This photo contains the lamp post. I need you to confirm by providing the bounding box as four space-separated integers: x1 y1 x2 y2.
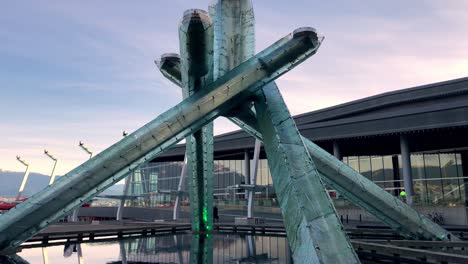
15 156 30 201
78 141 93 159
44 150 59 185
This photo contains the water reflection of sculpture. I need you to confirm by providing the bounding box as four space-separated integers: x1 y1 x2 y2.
110 234 290 264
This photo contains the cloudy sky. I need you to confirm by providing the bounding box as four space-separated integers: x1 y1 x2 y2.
1 0 467 176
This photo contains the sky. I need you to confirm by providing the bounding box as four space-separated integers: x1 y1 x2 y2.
1 0 468 176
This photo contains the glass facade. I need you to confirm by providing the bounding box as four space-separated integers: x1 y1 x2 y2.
126 162 184 207
344 153 466 206
125 151 466 214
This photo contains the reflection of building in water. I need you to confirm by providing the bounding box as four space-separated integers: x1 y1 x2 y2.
109 234 291 264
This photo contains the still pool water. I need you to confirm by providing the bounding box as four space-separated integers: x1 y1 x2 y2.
18 234 293 263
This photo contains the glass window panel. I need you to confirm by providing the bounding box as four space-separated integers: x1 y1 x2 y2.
460 179 466 206
426 179 443 204
348 157 359 172
398 155 403 180
440 153 458 179
413 179 427 205
371 156 385 187
424 154 443 204
424 154 441 179
456 153 467 205
359 156 372 180
227 160 232 187
233 160 239 185
237 160 244 184
411 154 427 204
214 160 220 189
456 153 463 178
259 159 269 186
442 178 461 205
411 155 425 180
220 160 226 190
383 156 393 190
440 153 461 204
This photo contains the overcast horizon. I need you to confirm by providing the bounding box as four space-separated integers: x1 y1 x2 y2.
1 0 468 175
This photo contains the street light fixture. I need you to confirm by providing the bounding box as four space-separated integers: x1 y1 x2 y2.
78 141 93 159
44 149 59 185
15 155 30 201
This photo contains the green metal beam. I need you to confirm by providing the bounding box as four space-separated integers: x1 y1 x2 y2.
208 3 358 261
178 9 215 233
189 234 213 264
254 81 360 263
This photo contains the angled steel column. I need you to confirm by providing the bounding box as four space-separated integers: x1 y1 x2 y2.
155 51 456 242
208 0 256 220
178 9 215 232
209 0 255 81
116 172 132 221
248 139 260 218
400 134 414 205
0 29 318 253
173 155 188 220
254 79 359 263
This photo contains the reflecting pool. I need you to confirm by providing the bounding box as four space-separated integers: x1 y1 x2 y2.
17 234 292 263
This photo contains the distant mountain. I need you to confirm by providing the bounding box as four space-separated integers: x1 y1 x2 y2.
0 170 124 197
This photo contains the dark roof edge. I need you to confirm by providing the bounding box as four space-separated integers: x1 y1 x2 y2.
294 76 468 123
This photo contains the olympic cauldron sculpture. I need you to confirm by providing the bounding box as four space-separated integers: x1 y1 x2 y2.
0 1 456 263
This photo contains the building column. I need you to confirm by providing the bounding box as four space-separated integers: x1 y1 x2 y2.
116 171 132 221
332 141 342 198
400 135 414 204
392 155 401 197
333 141 342 161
